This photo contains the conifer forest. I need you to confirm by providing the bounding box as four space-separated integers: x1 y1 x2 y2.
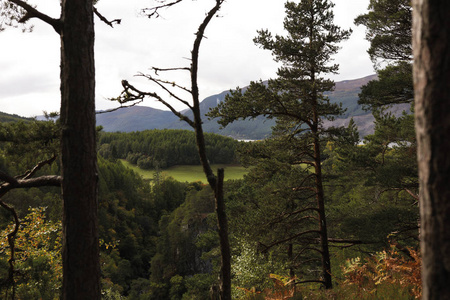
0 0 449 299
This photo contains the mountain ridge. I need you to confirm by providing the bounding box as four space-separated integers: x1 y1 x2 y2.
4 74 408 140
96 74 380 139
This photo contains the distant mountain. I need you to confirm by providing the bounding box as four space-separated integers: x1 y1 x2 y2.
3 74 410 139
96 107 179 132
97 90 276 139
95 74 410 139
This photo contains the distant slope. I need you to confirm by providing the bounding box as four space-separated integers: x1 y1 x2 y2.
96 74 409 139
96 106 178 132
0 111 32 123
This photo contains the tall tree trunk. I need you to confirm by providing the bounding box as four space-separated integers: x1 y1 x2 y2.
311 78 332 289
215 168 231 300
413 0 450 298
313 136 332 289
60 0 100 298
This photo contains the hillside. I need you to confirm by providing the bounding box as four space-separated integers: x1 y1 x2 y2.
96 75 383 139
4 74 409 139
0 111 32 123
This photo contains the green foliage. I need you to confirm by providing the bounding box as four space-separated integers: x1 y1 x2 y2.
232 239 287 299
148 185 219 299
358 62 413 109
120 159 248 183
0 207 62 299
209 0 353 289
0 119 59 175
98 129 239 168
355 0 412 65
0 111 31 123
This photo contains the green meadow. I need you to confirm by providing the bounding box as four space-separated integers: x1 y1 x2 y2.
119 159 248 183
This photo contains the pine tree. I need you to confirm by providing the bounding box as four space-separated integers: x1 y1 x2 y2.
209 0 350 289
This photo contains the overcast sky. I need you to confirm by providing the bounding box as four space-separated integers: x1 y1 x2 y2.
0 0 374 117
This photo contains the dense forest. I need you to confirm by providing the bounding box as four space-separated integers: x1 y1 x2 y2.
0 111 419 299
98 130 239 169
1 0 449 299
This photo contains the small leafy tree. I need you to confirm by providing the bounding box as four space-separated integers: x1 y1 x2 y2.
0 207 62 299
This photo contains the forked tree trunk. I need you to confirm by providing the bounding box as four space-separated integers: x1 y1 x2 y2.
60 0 100 298
413 0 450 298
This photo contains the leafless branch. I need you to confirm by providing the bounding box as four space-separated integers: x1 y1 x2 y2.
152 66 191 74
17 155 57 180
96 99 144 115
327 238 372 249
261 230 322 253
377 187 419 202
141 0 184 19
294 280 325 285
93 7 121 28
8 0 61 33
137 73 193 109
115 80 195 127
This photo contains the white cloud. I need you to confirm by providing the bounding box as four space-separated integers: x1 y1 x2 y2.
0 0 373 117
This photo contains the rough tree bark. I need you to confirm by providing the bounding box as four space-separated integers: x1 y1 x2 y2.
3 0 119 298
59 0 100 299
412 0 450 298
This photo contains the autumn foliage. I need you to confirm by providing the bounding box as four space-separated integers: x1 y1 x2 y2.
342 246 421 299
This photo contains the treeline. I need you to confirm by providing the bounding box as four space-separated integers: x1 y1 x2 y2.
0 0 423 297
0 119 211 297
98 129 239 169
0 114 420 298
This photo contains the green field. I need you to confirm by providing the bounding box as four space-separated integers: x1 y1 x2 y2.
120 160 248 183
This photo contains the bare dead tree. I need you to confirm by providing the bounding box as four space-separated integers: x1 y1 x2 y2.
113 0 231 298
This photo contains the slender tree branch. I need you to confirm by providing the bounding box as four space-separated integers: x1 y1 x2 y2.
138 73 193 109
8 0 61 33
377 187 419 202
261 230 322 253
96 99 144 114
152 66 191 74
93 7 121 28
117 80 195 127
18 155 57 180
141 0 184 18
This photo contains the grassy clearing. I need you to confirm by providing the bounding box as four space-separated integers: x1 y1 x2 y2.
120 159 248 183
